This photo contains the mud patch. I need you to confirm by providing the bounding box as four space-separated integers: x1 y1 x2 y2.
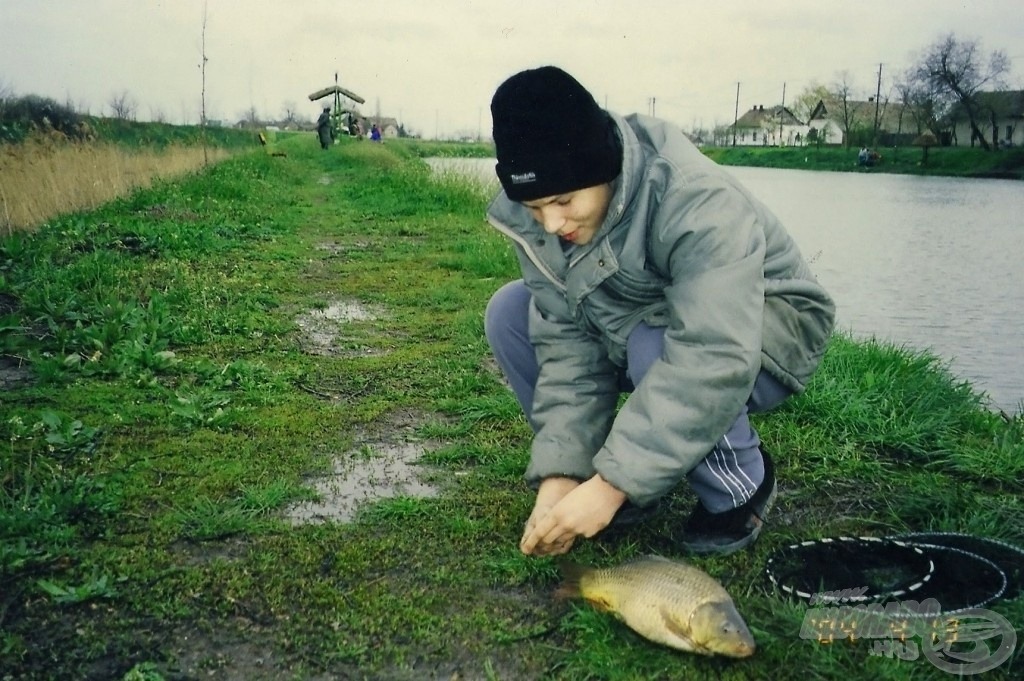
316 240 374 256
0 355 33 390
0 294 34 390
286 409 444 525
295 299 387 357
481 355 509 389
140 203 200 222
161 622 324 681
170 536 252 567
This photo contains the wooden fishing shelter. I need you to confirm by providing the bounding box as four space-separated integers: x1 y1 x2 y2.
309 73 365 136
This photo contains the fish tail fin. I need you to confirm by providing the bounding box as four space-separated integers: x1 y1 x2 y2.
554 561 587 600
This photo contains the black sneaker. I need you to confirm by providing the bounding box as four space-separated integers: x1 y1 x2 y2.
680 449 777 556
608 500 660 528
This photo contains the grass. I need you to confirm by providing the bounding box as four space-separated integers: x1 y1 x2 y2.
0 133 1021 680
704 143 1024 179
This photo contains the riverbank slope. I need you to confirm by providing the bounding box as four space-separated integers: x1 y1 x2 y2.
396 136 1024 180
706 144 1024 179
0 118 259 234
1 136 1021 680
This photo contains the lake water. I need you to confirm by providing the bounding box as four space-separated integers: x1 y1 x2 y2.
426 158 1024 415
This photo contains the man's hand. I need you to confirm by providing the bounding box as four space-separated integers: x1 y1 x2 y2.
521 477 580 556
520 475 627 556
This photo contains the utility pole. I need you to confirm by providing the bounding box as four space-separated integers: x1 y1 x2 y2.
732 82 740 147
873 63 883 145
199 0 209 164
779 82 786 146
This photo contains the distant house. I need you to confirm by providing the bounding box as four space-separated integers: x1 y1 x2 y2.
730 105 807 146
947 90 1024 148
807 98 924 147
806 101 844 145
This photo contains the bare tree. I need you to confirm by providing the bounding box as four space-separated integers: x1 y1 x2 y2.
894 68 938 138
910 33 1009 151
830 72 865 148
240 106 260 129
108 90 137 120
0 79 14 120
281 101 299 128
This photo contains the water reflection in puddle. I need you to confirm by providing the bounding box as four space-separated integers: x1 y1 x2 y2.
309 302 375 322
286 442 439 524
295 300 383 357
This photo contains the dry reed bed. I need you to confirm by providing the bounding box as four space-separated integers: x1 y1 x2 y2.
0 136 230 234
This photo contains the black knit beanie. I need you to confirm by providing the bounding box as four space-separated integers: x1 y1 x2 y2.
491 66 622 202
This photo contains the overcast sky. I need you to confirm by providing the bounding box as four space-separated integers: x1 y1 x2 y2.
2 0 1021 138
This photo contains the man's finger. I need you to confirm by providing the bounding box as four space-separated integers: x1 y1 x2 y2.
528 527 577 557
535 536 574 556
522 528 561 555
521 514 560 555
520 521 546 554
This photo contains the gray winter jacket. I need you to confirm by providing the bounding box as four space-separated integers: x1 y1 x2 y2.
486 113 835 507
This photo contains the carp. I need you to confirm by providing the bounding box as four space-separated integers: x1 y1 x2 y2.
557 555 755 657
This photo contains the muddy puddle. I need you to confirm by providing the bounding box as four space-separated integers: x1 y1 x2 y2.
0 357 32 390
294 299 386 357
286 410 443 525
286 442 440 524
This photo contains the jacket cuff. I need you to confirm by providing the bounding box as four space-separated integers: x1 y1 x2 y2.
524 453 595 489
592 447 665 509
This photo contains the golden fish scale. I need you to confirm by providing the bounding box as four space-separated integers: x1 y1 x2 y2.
579 558 736 649
581 558 730 605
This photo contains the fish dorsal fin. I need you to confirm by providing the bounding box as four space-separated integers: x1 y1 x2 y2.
659 605 700 652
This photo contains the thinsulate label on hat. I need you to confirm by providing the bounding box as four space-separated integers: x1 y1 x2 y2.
510 171 537 185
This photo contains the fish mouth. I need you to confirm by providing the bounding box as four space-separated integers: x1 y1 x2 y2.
731 641 756 658
700 640 756 658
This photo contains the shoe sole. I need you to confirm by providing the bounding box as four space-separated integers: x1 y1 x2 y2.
684 481 778 556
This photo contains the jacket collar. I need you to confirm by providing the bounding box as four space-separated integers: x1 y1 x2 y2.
598 113 644 237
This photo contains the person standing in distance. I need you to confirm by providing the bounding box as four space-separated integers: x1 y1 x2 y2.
317 105 333 150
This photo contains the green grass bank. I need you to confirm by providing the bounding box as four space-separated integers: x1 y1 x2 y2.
703 143 1024 179
1 135 1022 680
84 117 260 151
381 136 1024 180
